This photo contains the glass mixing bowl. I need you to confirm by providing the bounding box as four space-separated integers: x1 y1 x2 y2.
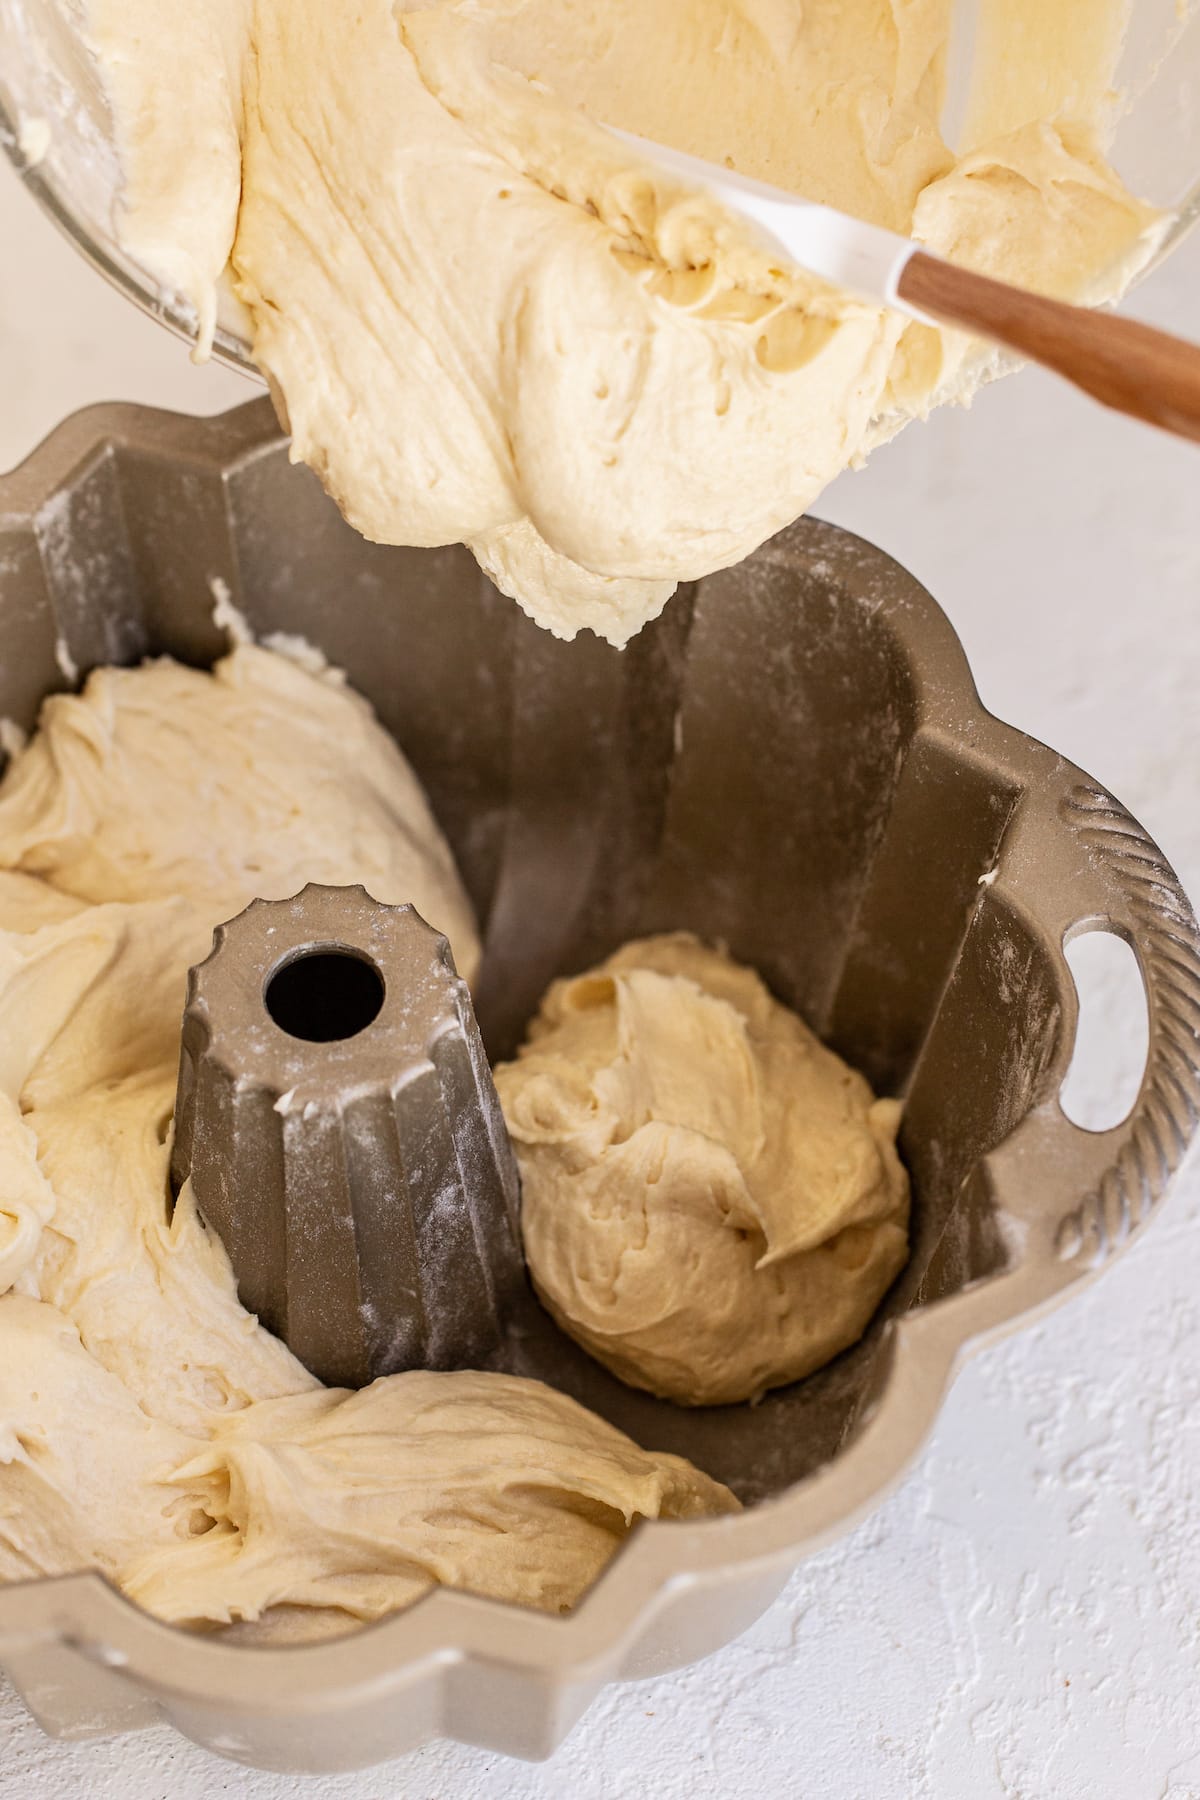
1 0 1198 375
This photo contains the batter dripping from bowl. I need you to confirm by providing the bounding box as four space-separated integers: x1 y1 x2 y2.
85 0 1161 643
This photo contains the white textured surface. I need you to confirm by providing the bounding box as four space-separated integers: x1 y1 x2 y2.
2 165 1200 1799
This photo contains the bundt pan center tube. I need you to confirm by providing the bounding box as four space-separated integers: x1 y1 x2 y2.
171 884 525 1388
0 398 1197 1774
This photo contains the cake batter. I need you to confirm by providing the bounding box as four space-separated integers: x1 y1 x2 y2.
497 935 909 1406
0 647 736 1635
87 0 1160 643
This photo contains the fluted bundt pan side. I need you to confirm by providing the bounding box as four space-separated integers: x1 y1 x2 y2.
0 399 1196 1774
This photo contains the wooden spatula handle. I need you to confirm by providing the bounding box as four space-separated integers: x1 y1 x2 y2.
897 249 1200 444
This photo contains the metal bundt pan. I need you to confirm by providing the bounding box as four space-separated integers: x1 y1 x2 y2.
0 398 1197 1773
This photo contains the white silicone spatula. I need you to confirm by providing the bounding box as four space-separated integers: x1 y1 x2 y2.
613 130 1200 445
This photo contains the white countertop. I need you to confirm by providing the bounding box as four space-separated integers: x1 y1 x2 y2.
2 164 1198 1800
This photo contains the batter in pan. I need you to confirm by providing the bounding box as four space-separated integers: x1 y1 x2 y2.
0 645 736 1638
497 934 909 1406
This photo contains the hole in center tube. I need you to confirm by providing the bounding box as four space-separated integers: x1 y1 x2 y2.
265 948 385 1043
1059 928 1149 1132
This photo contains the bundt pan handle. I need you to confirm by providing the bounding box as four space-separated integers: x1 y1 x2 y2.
912 766 1200 1361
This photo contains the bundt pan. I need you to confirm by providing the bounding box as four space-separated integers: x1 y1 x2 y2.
0 398 1197 1774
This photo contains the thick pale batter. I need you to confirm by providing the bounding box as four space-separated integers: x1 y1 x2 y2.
496 936 910 1406
0 647 735 1633
87 0 1160 644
